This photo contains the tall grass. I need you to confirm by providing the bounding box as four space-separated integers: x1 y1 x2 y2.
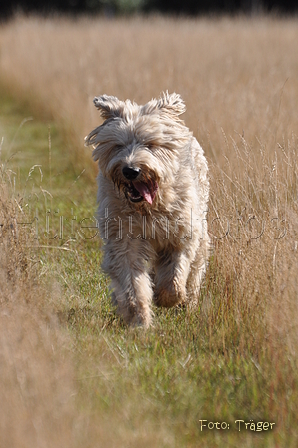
0 15 298 447
1 16 298 173
0 162 77 447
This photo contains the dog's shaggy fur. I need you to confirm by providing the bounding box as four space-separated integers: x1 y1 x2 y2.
85 92 209 328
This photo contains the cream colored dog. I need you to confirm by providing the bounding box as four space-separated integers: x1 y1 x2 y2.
85 92 209 328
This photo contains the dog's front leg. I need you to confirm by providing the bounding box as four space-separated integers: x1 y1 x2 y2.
102 240 153 328
154 250 191 308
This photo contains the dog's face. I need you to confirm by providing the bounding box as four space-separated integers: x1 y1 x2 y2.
85 92 192 208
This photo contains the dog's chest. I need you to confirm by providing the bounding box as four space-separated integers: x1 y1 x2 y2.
128 209 193 252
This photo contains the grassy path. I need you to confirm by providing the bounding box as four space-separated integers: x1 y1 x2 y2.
0 90 295 448
0 88 95 210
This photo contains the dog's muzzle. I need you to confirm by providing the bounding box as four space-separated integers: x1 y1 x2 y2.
122 166 158 205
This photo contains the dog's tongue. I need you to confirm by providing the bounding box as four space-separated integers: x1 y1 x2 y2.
133 181 157 205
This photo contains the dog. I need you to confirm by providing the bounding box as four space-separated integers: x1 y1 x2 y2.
85 92 209 328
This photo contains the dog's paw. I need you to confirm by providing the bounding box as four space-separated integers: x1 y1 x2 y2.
130 313 152 329
111 292 153 328
154 281 186 308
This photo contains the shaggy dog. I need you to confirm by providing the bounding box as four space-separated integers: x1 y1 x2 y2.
85 92 209 328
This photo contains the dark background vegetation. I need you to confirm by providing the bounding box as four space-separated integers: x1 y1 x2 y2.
0 0 297 17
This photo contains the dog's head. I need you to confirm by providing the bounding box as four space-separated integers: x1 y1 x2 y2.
85 92 192 208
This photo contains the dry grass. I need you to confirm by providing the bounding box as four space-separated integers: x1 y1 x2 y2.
1 14 298 447
1 16 298 172
0 168 76 448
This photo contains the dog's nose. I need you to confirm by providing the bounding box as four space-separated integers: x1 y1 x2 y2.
122 166 141 180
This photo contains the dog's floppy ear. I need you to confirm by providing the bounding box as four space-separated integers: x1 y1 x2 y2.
93 95 125 120
142 91 186 117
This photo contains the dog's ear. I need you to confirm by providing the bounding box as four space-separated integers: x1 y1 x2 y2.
158 91 186 115
142 91 186 117
93 95 125 120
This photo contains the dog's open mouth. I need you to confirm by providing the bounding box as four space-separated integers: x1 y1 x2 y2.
126 180 158 205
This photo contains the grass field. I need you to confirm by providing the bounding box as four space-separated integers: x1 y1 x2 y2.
0 15 298 447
